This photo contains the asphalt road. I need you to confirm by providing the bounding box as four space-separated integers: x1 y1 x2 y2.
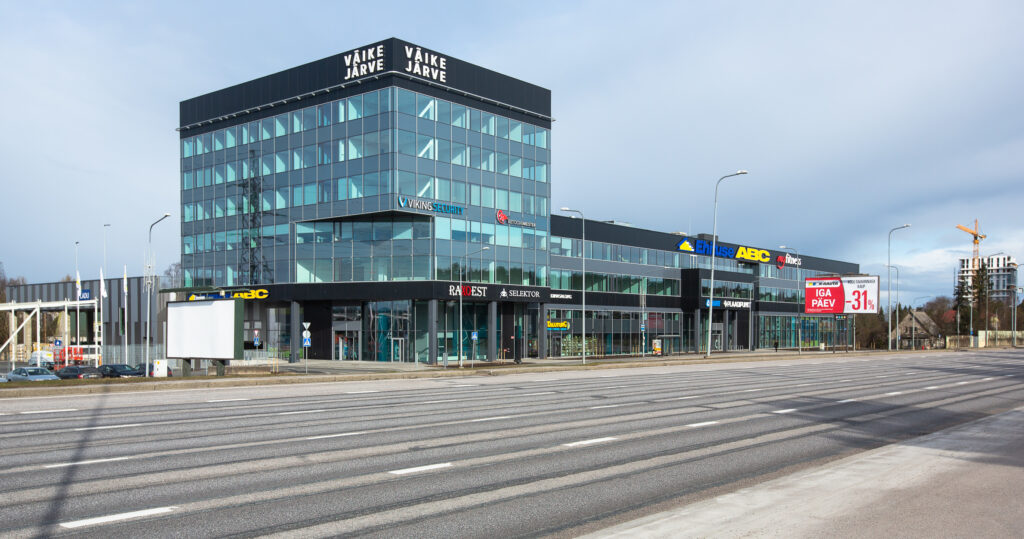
0 349 1022 537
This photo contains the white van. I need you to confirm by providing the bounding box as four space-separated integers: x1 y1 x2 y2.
28 351 55 369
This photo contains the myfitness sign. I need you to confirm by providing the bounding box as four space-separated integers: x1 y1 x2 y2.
676 237 802 269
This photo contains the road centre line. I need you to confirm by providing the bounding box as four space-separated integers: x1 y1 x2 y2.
45 456 135 469
345 390 380 394
887 392 903 396
206 399 249 403
686 421 719 428
306 431 367 440
469 416 513 422
563 437 618 447
418 399 460 404
74 423 143 431
60 506 178 529
520 392 557 396
449 385 475 387
773 409 798 414
20 409 78 414
925 386 939 390
590 405 623 409
838 399 858 403
389 462 452 475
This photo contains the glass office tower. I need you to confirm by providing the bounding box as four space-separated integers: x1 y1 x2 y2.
179 39 552 364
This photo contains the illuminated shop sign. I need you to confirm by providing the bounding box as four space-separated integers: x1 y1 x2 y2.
189 288 269 301
546 321 570 331
449 285 488 298
549 293 574 300
403 45 448 83
398 196 464 215
775 253 803 269
501 288 541 299
495 210 536 228
343 44 386 80
677 238 771 263
704 299 751 309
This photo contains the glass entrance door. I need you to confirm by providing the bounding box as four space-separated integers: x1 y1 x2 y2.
334 330 360 361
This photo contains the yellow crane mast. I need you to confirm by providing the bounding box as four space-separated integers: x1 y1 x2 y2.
956 219 986 262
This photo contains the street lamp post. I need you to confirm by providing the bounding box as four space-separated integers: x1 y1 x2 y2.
887 224 910 351
145 213 171 378
74 241 80 349
458 246 489 368
706 171 748 358
779 245 801 354
887 264 900 349
560 207 586 364
102 223 110 361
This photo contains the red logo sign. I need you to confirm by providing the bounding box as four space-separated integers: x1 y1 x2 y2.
496 210 508 224
776 255 786 270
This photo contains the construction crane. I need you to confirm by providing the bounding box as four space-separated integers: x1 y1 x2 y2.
956 219 986 261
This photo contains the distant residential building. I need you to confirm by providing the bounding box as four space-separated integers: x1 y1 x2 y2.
899 310 941 349
957 254 1018 304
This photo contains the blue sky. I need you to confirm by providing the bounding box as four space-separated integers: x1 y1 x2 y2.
2 1 1022 306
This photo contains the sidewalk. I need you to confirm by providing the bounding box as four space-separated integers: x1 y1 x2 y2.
588 405 1024 538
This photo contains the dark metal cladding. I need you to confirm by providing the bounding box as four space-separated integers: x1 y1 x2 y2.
179 38 551 131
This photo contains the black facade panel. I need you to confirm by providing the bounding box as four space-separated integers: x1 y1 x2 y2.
180 38 550 128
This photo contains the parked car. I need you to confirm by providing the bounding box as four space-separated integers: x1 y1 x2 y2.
134 364 173 377
55 366 103 380
6 367 60 382
98 364 142 378
28 351 56 370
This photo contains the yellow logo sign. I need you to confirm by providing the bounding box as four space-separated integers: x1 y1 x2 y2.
546 321 570 330
735 246 771 262
677 240 694 252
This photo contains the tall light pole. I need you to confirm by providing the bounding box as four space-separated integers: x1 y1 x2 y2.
145 213 171 378
911 295 931 350
887 224 910 351
887 264 900 349
74 241 80 349
102 223 110 360
561 207 587 364
779 245 801 354
458 246 488 368
706 171 748 358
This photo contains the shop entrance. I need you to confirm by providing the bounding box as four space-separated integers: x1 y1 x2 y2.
389 337 405 362
332 323 361 361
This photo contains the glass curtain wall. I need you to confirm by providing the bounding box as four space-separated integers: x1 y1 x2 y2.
546 309 681 358
757 315 854 350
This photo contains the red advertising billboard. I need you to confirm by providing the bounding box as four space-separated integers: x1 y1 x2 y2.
804 276 879 314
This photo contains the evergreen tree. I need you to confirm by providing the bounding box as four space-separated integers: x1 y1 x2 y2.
974 261 990 333
954 274 971 334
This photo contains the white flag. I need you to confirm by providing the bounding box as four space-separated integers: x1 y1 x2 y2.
75 270 82 299
123 265 128 296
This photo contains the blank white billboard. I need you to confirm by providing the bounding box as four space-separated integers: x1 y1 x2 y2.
167 300 238 359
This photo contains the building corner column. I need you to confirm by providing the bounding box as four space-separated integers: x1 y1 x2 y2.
488 300 498 361
428 299 438 365
538 303 547 359
290 301 301 363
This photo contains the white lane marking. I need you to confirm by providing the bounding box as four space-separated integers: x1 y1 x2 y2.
277 409 326 415
795 383 811 387
686 421 719 428
389 462 452 475
533 379 558 382
563 436 618 447
45 456 135 469
773 409 798 414
886 392 903 396
21 408 78 414
956 381 970 385
419 399 459 404
206 398 250 403
924 386 940 390
981 377 993 381
469 416 513 422
742 389 763 393
838 399 858 403
306 431 366 440
598 375 616 378
876 375 889 378
449 385 475 388
346 390 380 394
659 396 697 401
60 506 178 528
590 404 623 409
598 385 627 390
74 423 143 431
838 379 852 382
520 392 556 396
